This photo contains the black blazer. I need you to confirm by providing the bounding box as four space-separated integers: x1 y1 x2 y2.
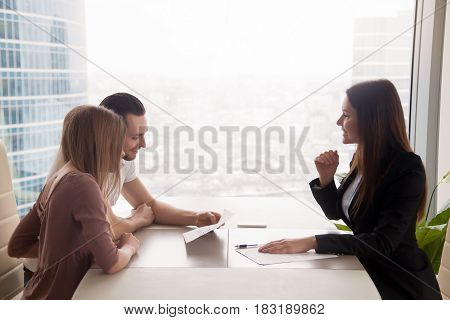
310 151 441 300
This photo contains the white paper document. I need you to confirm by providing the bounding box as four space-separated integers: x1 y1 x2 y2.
236 247 338 265
183 209 234 243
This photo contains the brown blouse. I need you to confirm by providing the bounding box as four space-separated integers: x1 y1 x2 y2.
8 171 118 299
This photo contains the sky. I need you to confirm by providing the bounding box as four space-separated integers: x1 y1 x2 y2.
84 0 415 79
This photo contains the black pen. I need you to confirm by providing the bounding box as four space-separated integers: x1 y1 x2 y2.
235 244 259 249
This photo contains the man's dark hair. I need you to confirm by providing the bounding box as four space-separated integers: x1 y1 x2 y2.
100 93 146 118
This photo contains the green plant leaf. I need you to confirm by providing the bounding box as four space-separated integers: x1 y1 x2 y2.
334 223 352 231
416 224 448 274
416 224 446 246
428 207 450 226
417 218 427 227
423 236 445 274
430 238 445 274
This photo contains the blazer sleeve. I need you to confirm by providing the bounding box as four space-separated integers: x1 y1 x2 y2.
314 159 425 259
309 178 341 220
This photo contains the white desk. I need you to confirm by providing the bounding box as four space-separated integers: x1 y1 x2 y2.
74 197 380 300
116 196 335 230
228 229 363 270
127 228 228 268
74 268 379 300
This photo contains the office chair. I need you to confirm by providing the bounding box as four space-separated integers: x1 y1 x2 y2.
0 140 23 299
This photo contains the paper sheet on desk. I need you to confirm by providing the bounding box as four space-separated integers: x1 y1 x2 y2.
183 209 234 243
236 248 338 265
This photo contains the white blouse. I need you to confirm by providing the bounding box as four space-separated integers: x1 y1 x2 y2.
341 173 362 220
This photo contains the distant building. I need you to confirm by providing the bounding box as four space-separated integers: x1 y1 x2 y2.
352 11 414 117
0 0 87 215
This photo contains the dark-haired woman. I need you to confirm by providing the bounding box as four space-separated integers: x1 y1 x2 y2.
259 79 442 300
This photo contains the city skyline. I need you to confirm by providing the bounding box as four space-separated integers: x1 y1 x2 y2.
0 0 88 216
83 3 415 209
1 1 417 215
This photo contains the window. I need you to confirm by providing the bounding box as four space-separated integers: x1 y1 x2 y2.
0 0 423 215
85 0 417 207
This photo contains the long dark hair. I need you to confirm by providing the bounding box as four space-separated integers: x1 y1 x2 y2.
346 79 426 222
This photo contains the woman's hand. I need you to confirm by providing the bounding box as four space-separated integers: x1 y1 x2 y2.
314 150 339 187
258 237 317 254
106 233 140 274
117 232 140 254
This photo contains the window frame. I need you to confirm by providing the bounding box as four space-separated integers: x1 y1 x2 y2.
409 0 447 218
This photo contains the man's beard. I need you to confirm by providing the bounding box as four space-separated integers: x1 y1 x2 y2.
122 153 136 161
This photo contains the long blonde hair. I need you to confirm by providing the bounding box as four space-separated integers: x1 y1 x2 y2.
60 105 126 198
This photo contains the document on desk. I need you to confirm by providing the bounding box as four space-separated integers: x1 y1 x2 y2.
236 248 338 265
183 209 234 243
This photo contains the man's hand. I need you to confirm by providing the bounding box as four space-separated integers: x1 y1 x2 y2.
132 203 155 228
194 211 221 227
258 237 317 254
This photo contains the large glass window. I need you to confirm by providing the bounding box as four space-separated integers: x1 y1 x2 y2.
85 0 417 207
1 0 418 215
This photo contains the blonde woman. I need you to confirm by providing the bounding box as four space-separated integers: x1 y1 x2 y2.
8 105 140 299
